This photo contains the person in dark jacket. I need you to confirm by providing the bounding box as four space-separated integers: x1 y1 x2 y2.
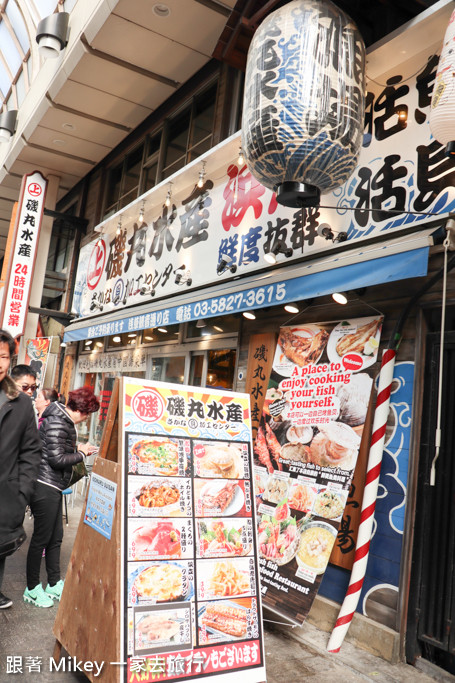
0 330 41 610
24 386 99 608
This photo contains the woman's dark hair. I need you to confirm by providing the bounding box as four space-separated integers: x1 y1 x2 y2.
0 329 15 358
67 386 100 414
41 387 59 403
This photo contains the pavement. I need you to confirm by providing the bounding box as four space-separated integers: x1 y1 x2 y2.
0 491 451 682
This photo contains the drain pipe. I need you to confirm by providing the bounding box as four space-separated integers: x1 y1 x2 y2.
327 220 455 653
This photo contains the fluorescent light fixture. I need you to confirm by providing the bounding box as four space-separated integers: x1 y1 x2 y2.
157 327 168 333
127 333 137 338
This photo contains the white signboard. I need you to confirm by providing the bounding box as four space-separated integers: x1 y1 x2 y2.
77 349 147 374
1 171 47 337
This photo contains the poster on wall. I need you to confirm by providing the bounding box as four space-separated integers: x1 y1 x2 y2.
121 378 266 683
254 316 383 624
24 337 51 388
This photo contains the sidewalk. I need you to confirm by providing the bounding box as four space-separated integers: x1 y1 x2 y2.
0 492 449 682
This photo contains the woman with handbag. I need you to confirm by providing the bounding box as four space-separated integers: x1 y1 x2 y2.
24 386 99 607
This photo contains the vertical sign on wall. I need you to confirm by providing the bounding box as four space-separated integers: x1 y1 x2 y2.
121 378 266 683
0 171 48 338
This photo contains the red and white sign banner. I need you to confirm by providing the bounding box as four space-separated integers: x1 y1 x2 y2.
0 171 48 338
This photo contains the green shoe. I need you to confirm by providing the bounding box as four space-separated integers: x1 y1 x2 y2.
45 580 64 601
23 584 54 608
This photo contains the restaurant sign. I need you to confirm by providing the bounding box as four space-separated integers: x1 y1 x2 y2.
0 171 47 338
121 378 266 682
254 316 382 624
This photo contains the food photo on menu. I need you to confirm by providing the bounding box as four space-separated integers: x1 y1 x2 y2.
127 559 194 606
192 439 250 479
127 475 192 517
197 597 259 644
196 518 254 558
133 604 193 655
257 499 339 577
128 518 194 561
127 432 191 477
193 478 252 518
196 557 256 601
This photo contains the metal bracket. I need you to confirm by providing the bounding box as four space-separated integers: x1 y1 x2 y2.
444 218 455 251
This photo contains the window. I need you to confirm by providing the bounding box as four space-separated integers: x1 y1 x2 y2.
103 143 145 218
102 82 218 218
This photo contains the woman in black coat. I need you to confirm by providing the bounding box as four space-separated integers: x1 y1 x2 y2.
23 386 99 608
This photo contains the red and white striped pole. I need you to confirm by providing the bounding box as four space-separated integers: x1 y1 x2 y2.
327 348 397 653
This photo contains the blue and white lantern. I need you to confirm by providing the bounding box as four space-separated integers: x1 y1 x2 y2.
241 0 365 208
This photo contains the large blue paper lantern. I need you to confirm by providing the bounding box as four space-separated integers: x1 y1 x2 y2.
241 0 365 208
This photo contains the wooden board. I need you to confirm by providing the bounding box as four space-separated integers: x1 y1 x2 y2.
53 379 121 683
244 333 276 441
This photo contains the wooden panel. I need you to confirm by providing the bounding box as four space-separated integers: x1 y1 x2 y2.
330 390 374 570
53 457 121 683
244 333 276 441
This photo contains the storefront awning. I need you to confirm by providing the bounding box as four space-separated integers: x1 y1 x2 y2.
63 228 437 342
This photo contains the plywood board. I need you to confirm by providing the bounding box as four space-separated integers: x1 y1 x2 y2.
53 457 121 683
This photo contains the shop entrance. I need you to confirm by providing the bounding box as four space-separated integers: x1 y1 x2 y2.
406 330 455 674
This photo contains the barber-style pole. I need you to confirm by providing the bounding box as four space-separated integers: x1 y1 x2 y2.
327 348 397 653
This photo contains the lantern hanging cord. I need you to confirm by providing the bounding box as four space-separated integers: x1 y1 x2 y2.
365 55 435 88
387 234 455 353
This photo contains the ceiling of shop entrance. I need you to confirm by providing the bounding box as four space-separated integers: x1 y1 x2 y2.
0 0 445 261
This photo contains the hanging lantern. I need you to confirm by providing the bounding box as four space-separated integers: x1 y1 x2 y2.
429 10 455 156
241 0 366 208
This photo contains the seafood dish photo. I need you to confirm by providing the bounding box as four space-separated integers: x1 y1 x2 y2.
130 437 179 476
258 502 300 565
296 522 337 574
288 482 316 512
278 326 329 368
254 421 283 473
131 520 182 559
135 481 180 509
308 421 361 471
195 442 242 479
199 480 243 515
200 602 248 639
337 373 373 428
335 318 381 357
263 476 289 505
132 562 191 603
136 613 180 644
197 519 251 558
313 489 346 519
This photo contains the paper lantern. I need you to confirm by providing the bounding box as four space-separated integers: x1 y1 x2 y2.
429 10 455 155
241 0 365 208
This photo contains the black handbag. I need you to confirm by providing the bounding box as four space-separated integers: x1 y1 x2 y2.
68 460 88 487
0 530 27 559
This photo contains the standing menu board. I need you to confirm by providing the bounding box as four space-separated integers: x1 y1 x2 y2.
254 316 383 624
121 379 266 683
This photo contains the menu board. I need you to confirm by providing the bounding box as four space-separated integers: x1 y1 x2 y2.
254 316 382 624
121 379 266 683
